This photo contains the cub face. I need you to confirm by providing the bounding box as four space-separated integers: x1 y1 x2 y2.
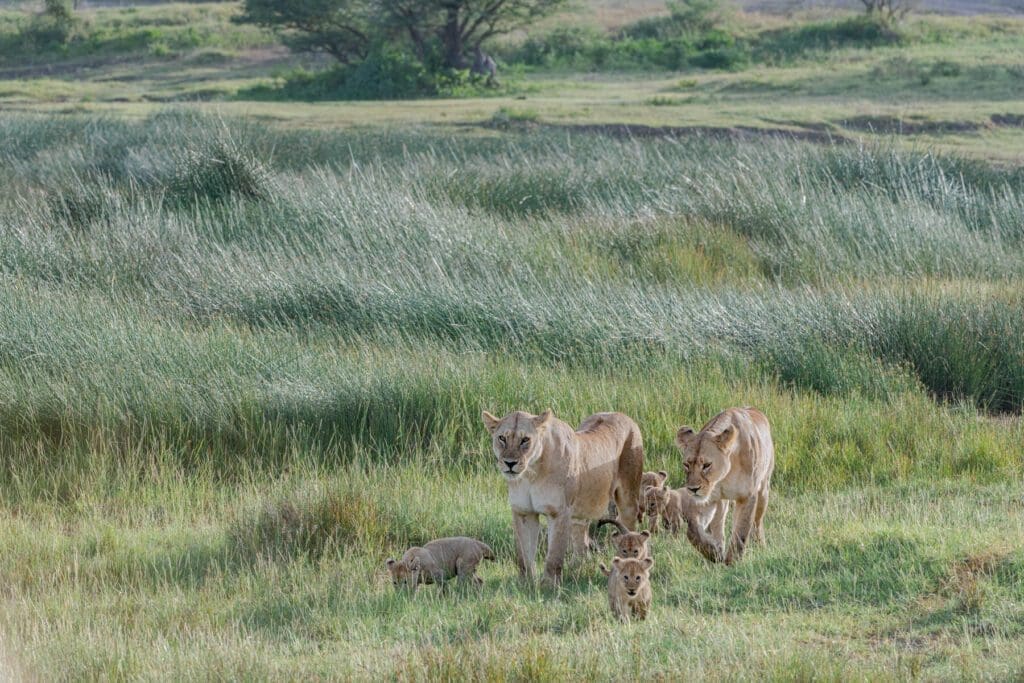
481 409 553 480
642 485 662 518
612 529 651 560
676 425 736 502
612 556 653 598
385 553 423 591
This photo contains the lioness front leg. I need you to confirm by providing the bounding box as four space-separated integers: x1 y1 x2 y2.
686 516 725 563
725 497 756 565
709 500 728 546
514 512 541 580
543 511 572 586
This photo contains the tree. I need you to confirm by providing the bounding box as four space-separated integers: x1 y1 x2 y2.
238 0 569 70
418 0 571 70
860 0 917 22
236 0 374 65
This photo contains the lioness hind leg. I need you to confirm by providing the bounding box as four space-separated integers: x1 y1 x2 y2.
615 430 644 530
725 497 757 565
753 487 769 545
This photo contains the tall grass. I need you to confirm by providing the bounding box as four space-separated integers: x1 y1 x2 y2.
1 109 1023 680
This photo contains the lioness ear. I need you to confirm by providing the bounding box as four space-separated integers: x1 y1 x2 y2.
482 410 501 434
642 557 653 570
533 409 554 429
657 470 668 486
714 425 737 449
675 426 697 449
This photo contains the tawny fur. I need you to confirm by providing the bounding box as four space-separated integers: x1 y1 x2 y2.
482 409 644 585
637 470 668 524
645 485 728 538
386 537 494 592
596 518 652 561
600 556 653 622
676 407 775 565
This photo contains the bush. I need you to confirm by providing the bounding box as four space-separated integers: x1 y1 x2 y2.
240 48 495 101
755 15 903 62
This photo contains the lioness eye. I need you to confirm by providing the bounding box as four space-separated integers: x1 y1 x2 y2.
520 437 530 445
498 435 506 444
702 463 711 471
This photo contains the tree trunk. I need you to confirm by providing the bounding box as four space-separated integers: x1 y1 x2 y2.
441 6 465 69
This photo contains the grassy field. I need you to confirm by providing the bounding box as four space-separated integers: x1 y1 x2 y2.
0 1 1022 679
0 109 1022 679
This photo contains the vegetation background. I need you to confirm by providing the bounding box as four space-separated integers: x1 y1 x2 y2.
0 0 1022 679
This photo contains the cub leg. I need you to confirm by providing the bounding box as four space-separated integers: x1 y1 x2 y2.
456 556 483 586
514 512 541 580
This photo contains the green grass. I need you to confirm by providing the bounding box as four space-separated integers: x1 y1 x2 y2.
0 110 1022 679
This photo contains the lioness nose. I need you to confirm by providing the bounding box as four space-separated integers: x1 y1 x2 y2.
503 460 516 470
687 486 701 494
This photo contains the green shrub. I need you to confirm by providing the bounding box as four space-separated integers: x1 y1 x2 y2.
755 15 904 62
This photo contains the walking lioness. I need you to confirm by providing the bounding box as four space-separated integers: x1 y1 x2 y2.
675 407 774 565
482 409 644 585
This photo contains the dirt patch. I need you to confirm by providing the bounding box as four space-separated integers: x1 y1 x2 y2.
992 113 1024 127
836 115 984 135
478 120 850 144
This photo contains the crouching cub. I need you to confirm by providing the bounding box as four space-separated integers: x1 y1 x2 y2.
386 537 494 592
646 485 728 539
596 518 652 560
600 557 654 621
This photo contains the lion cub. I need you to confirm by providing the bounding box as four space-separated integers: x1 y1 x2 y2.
386 537 494 592
638 470 668 524
647 485 726 537
596 518 652 560
600 556 654 621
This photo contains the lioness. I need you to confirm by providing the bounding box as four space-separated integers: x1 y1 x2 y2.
596 518 652 560
675 407 774 564
600 556 653 621
386 537 494 592
482 409 644 585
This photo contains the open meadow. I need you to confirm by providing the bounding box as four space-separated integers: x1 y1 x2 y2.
0 0 1023 680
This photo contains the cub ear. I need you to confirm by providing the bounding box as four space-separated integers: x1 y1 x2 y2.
533 409 554 429
599 563 611 576
385 558 396 568
482 410 501 434
675 426 697 449
714 425 738 449
612 557 623 567
642 557 653 570
640 530 651 539
656 470 669 486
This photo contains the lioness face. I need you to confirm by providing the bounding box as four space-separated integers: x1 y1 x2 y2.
676 424 736 502
481 409 553 480
612 557 652 598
